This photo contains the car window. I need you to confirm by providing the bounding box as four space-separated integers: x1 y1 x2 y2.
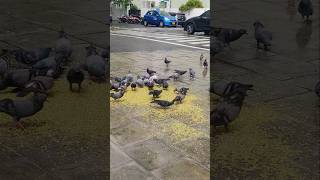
160 11 171 17
201 10 210 17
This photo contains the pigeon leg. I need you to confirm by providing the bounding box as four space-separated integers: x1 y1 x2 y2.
69 83 73 91
13 118 24 130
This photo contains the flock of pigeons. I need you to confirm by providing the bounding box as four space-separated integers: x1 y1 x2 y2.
210 0 317 132
110 56 208 107
0 29 107 129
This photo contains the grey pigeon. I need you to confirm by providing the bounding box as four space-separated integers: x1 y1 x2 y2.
189 68 195 79
67 66 85 92
10 48 52 65
146 80 154 90
17 75 54 97
210 80 253 97
200 53 204 62
315 81 320 97
154 78 170 86
147 68 156 75
32 53 65 78
111 81 120 91
169 73 180 80
174 93 186 103
162 81 169 90
203 59 208 68
164 57 171 66
55 29 72 64
298 0 313 20
174 87 189 95
136 76 144 88
149 89 162 98
174 70 187 76
0 91 48 129
126 71 134 83
150 99 176 108
211 91 248 131
253 21 273 51
0 69 35 92
110 89 125 100
100 49 109 59
84 45 106 81
142 73 150 80
217 28 248 46
211 38 225 59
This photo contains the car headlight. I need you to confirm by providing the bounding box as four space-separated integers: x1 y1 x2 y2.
164 17 169 21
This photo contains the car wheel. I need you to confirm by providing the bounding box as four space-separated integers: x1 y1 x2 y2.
186 23 195 34
159 21 164 28
144 21 148 26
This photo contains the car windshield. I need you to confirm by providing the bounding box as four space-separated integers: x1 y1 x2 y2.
160 11 171 17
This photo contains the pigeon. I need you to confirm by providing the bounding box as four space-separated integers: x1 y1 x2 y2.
162 81 169 90
149 74 158 82
174 87 189 95
0 54 9 79
32 53 65 78
217 28 248 47
55 29 72 64
149 89 162 98
0 91 48 129
210 81 253 97
136 76 144 88
200 53 204 62
315 81 320 97
100 49 109 59
16 74 54 97
113 76 122 82
211 39 225 59
147 68 156 75
67 66 85 92
111 81 120 91
169 73 181 80
125 72 134 83
131 82 137 91
154 78 170 86
142 73 150 80
84 45 106 81
146 80 154 90
253 21 273 51
10 48 52 65
211 91 248 131
150 99 176 108
189 68 195 79
110 89 125 100
174 70 187 76
164 57 171 66
0 69 35 92
85 45 98 56
203 59 208 68
174 93 186 103
298 0 313 21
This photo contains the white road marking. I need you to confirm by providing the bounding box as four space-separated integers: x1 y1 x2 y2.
111 33 209 51
177 39 210 43
189 41 210 45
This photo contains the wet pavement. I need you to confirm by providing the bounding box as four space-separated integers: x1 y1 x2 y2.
111 26 210 179
0 0 109 179
211 0 319 179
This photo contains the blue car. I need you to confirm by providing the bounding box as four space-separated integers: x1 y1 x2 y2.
143 10 177 27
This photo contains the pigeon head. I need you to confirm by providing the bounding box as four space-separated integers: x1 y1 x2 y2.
253 21 264 29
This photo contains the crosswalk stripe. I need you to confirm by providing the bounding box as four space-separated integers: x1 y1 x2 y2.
164 37 196 41
177 39 209 43
202 44 210 47
189 41 210 45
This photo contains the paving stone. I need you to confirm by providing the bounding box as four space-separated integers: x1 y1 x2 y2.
111 162 157 180
152 159 209 180
110 142 132 169
124 138 183 171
